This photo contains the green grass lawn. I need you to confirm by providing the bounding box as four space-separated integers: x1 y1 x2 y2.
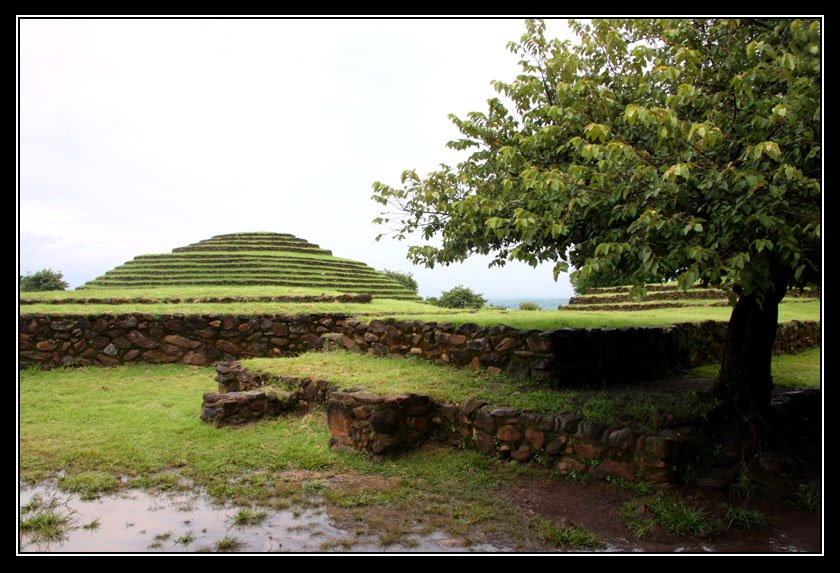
18 364 545 546
690 347 821 389
376 299 821 330
18 298 456 316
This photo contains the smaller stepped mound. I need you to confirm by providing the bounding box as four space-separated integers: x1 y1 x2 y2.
81 232 421 300
565 283 819 311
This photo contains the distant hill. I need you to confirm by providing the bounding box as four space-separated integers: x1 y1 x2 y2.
80 232 421 300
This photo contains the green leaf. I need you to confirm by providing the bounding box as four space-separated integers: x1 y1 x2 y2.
552 261 569 280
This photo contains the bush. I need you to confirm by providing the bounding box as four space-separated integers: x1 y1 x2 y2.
518 301 542 311
20 268 69 292
380 269 419 294
433 285 487 309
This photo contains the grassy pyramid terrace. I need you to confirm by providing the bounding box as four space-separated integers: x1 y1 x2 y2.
79 232 421 300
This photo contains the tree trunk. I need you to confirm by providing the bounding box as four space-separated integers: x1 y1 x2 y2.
715 281 788 414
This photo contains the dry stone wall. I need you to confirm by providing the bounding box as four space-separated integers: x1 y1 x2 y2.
20 313 819 385
201 361 688 481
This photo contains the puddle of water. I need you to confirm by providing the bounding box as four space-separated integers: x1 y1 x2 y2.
18 484 502 553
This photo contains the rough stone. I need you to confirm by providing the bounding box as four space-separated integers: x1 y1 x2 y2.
496 425 522 443
545 437 568 456
35 340 57 351
102 343 118 356
573 441 606 459
370 409 400 434
216 339 240 355
162 334 202 349
511 444 532 463
555 457 586 476
473 430 496 454
524 428 545 450
473 410 495 433
608 428 637 451
142 349 180 363
591 460 636 481
127 330 159 349
462 398 487 417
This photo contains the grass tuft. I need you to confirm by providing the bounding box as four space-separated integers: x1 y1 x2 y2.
532 518 601 549
723 505 769 531
790 484 820 514
227 508 268 527
215 535 244 552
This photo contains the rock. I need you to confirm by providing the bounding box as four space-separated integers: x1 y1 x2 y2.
511 444 532 463
142 350 180 363
115 317 138 329
216 339 240 355
468 356 481 370
162 334 201 349
487 367 502 375
608 428 636 451
127 330 159 349
573 441 605 459
473 410 495 433
370 409 399 434
545 437 568 456
102 343 118 356
36 340 57 351
555 457 586 476
96 354 120 366
473 430 496 454
124 349 140 361
643 436 673 459
209 320 222 328
462 398 487 417
446 334 467 346
491 407 520 418
592 460 636 481
181 351 208 365
496 425 522 443
495 337 518 352
51 319 76 331
577 421 606 441
327 402 351 436
525 428 545 450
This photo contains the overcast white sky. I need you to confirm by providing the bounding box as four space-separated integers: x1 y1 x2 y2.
18 17 578 299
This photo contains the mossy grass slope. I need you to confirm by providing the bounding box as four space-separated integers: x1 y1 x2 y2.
80 232 421 300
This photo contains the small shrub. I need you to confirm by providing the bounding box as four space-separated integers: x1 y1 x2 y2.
518 301 542 311
20 268 69 292
433 285 487 309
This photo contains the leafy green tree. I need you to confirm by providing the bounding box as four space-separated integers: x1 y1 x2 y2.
380 268 419 294
20 268 70 292
373 19 820 414
433 285 487 309
518 301 543 311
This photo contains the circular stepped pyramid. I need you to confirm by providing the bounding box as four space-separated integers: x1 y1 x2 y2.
80 232 421 300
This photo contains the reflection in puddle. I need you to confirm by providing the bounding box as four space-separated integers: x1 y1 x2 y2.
18 484 502 553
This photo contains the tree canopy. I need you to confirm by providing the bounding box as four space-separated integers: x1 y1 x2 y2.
373 18 821 302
